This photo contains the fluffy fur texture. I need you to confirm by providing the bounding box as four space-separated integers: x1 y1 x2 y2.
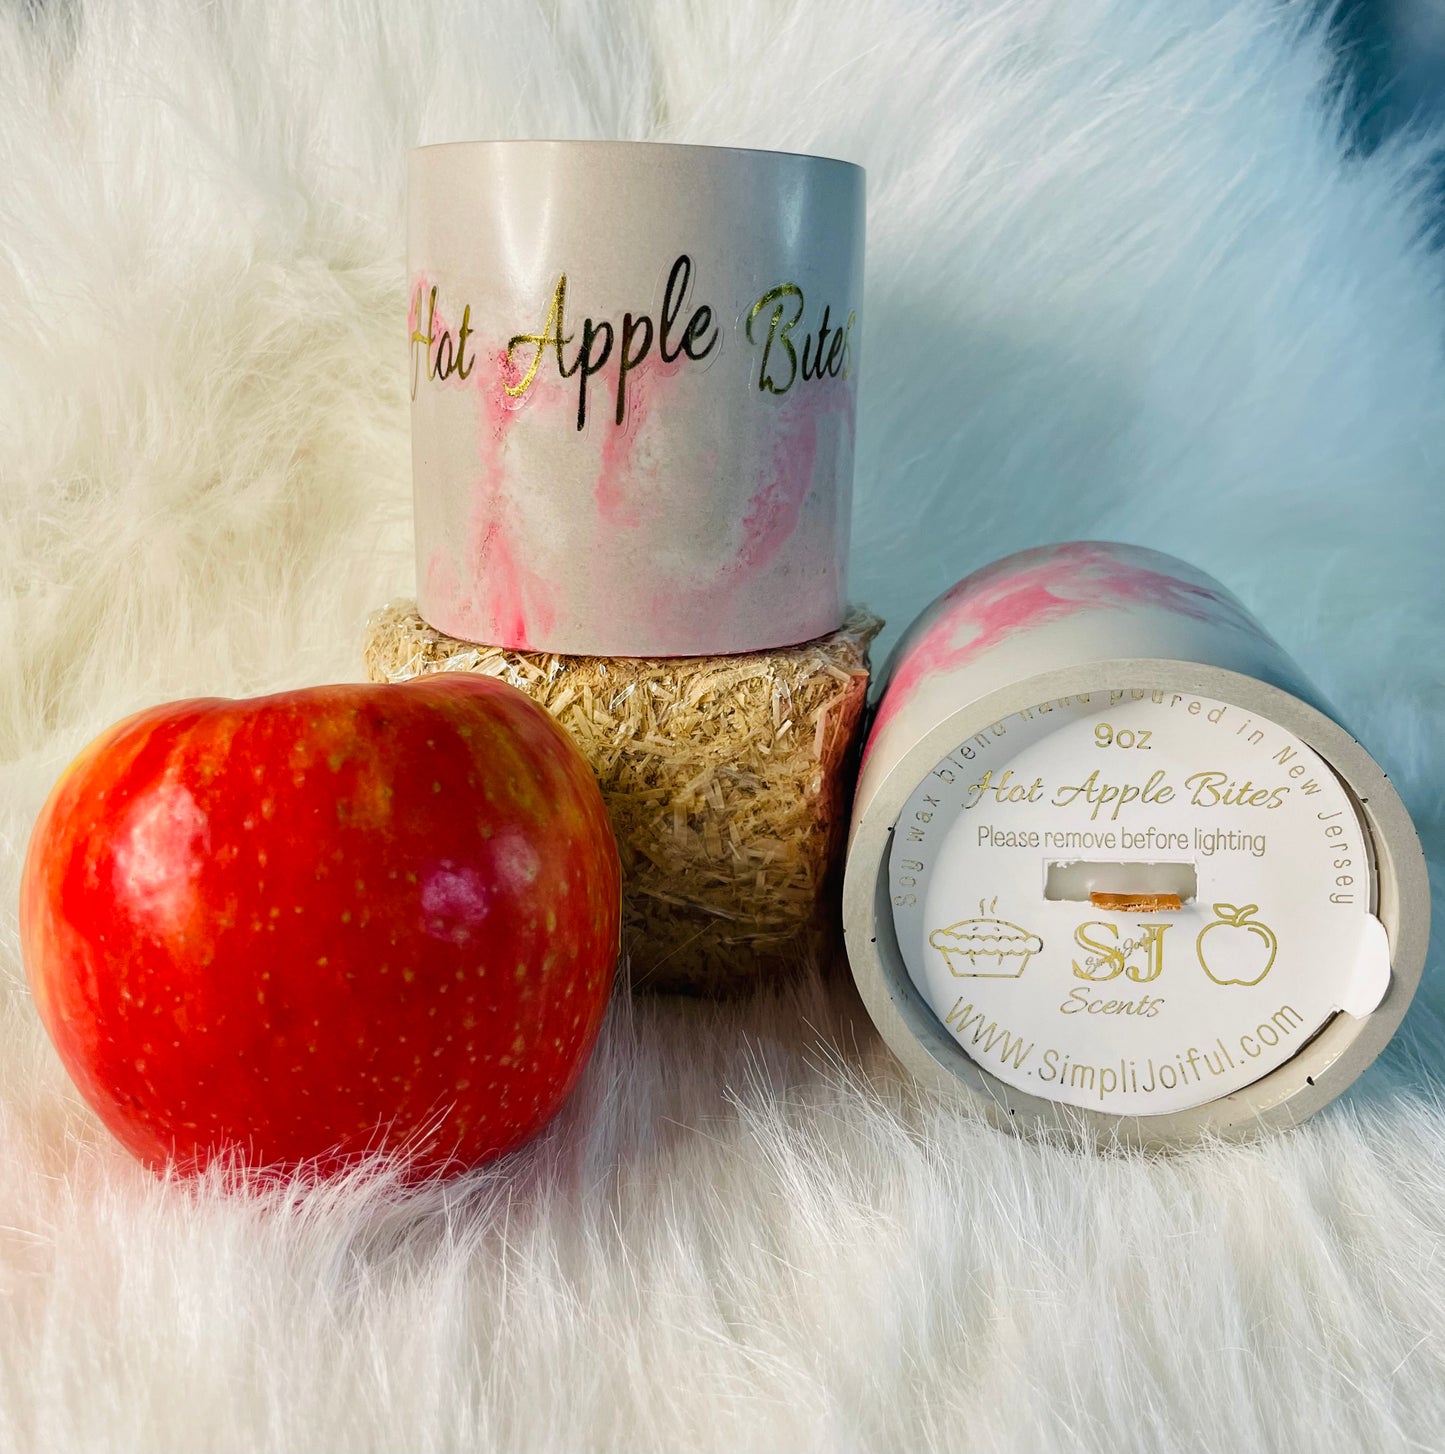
3 1 1444 1449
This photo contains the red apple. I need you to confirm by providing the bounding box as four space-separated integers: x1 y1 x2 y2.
19 674 621 1178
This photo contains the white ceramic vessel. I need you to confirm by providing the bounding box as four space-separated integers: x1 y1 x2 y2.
409 140 865 657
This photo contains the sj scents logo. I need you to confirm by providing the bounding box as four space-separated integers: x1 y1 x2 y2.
409 253 857 430
1071 920 1170 984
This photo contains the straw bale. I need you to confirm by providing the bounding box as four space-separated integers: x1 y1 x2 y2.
362 602 880 994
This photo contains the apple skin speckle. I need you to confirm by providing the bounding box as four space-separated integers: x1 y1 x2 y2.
19 675 621 1180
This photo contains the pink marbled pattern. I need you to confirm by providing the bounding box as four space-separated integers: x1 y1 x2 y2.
866 542 1265 751
592 350 690 529
736 402 822 574
414 274 857 654
467 347 557 649
738 374 854 583
411 277 557 648
593 418 642 529
645 376 855 651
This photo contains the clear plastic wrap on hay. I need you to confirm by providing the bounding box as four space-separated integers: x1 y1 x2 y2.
363 602 881 994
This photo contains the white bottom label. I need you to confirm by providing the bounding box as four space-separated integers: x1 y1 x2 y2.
889 690 1389 1115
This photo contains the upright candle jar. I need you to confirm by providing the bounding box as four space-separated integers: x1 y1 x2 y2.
843 542 1429 1148
395 139 872 993
408 140 866 657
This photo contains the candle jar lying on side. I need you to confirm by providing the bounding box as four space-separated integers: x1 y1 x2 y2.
843 541 1429 1149
366 601 880 995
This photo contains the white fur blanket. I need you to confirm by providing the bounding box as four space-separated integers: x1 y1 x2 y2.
3 2 1443 1449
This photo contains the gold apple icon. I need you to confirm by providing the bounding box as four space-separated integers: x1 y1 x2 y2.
1196 903 1278 986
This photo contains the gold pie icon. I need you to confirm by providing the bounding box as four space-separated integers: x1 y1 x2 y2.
929 901 1044 978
